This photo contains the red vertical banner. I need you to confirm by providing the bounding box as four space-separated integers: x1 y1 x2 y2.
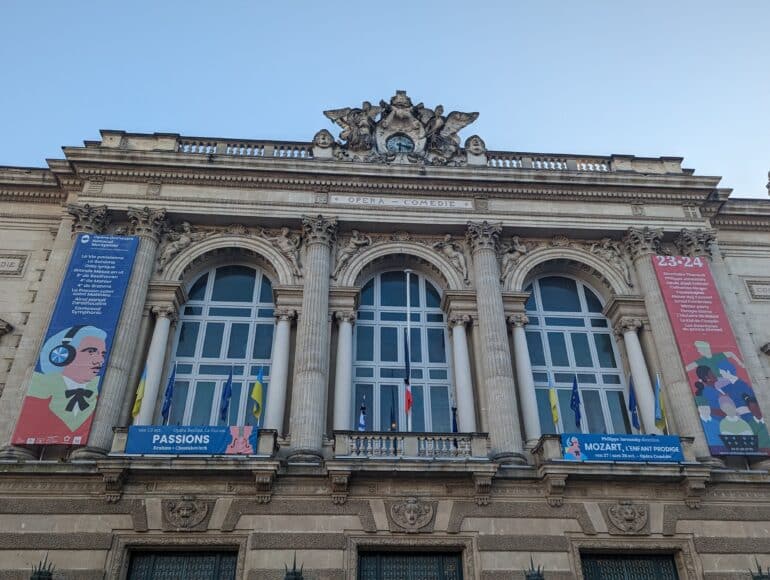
652 255 769 456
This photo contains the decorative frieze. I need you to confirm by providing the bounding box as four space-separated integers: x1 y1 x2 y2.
127 206 167 241
623 226 665 260
67 203 109 235
157 222 211 272
499 236 529 282
332 230 372 279
433 234 469 283
588 237 633 286
674 228 715 258
261 226 303 277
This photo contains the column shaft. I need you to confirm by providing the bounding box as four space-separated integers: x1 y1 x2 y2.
264 312 293 433
511 318 541 446
135 309 173 425
288 216 336 459
621 324 659 434
450 317 476 432
467 221 525 462
333 314 355 431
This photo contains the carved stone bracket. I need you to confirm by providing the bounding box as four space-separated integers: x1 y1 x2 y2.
162 495 213 531
302 215 337 247
674 228 715 258
101 467 127 503
605 501 649 535
474 474 493 507
682 475 709 509
622 227 665 261
386 497 437 532
254 470 275 504
543 473 567 508
466 221 502 254
67 203 110 235
127 206 167 242
330 472 351 505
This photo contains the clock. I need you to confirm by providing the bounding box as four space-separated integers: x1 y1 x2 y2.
385 134 415 153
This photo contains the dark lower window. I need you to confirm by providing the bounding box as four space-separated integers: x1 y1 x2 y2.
128 551 237 580
581 554 678 580
358 551 463 580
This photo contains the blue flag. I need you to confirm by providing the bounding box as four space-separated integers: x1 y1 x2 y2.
358 395 367 431
160 364 177 424
628 376 640 430
570 375 582 429
219 368 233 423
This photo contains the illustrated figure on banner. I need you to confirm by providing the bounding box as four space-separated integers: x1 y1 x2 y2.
261 227 302 278
13 325 107 445
225 425 255 455
332 230 372 279
433 234 468 283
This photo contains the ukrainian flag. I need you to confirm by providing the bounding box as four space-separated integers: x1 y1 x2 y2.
547 372 559 428
251 367 265 424
131 365 147 420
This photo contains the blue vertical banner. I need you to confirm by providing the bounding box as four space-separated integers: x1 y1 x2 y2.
13 234 138 446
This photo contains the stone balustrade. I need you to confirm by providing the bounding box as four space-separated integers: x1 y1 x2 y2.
177 138 313 159
333 431 490 460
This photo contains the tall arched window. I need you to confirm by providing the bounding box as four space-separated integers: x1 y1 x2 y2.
353 271 453 432
525 275 631 434
167 265 275 426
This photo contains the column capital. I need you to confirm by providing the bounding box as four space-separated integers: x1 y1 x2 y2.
127 206 168 241
622 227 664 261
448 314 471 329
613 316 643 337
466 220 502 253
274 308 297 322
67 203 110 235
673 228 715 258
508 313 529 327
335 311 356 324
302 214 337 247
151 304 177 321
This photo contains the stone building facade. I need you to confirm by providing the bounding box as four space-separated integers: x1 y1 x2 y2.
0 92 769 578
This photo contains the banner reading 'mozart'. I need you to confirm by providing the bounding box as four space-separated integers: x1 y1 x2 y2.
653 255 770 456
13 234 138 446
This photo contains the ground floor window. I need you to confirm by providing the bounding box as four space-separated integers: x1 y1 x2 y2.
358 551 463 580
128 550 237 580
581 554 678 580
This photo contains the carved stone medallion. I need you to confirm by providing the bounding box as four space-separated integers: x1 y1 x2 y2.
606 501 649 535
161 495 213 531
386 497 437 533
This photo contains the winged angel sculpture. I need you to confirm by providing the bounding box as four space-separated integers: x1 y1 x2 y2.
420 105 479 162
324 101 381 153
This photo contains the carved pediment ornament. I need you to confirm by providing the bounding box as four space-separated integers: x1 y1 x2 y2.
320 91 480 166
162 495 211 531
387 497 437 533
606 501 649 534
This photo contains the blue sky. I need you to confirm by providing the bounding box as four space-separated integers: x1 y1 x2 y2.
2 1 768 198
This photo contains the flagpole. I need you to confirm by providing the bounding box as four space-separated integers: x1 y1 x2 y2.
405 269 412 433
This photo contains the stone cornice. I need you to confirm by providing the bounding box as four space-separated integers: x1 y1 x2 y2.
0 166 66 204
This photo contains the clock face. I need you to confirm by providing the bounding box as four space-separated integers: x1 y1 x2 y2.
386 134 415 153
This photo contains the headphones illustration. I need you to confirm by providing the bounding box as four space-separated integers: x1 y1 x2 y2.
48 325 86 367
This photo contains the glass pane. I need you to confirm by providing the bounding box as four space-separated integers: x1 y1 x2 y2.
176 322 200 357
536 389 557 435
245 380 266 427
354 384 374 431
249 365 270 376
258 275 273 303
167 380 189 426
527 316 539 326
558 389 578 431
577 373 597 383
602 374 622 385
355 367 374 378
219 382 242 426
409 274 420 307
427 313 444 323
524 285 536 311
545 317 585 327
582 389 607 434
555 372 575 384
547 332 569 366
209 307 251 317
200 364 245 375
607 390 632 434
427 328 446 363
252 324 274 359
380 327 398 362
571 333 593 367
429 369 447 380
381 368 405 379
411 385 425 432
532 371 548 383
381 271 406 306
426 281 441 308
526 332 545 366
594 333 617 368
430 386 451 432
176 364 193 374
410 327 422 363
190 381 215 425
356 326 374 361
381 384 399 431
381 312 406 321
590 318 608 328
188 273 208 301
361 279 374 306
202 323 225 358
358 311 374 320
584 287 604 313
227 324 249 359
410 369 423 379
257 308 274 318
539 277 581 312
212 265 255 302
184 306 202 316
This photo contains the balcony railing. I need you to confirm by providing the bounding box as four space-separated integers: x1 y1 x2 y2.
333 431 490 460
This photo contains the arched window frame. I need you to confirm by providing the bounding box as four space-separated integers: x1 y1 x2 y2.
525 274 632 435
352 270 454 432
165 263 276 427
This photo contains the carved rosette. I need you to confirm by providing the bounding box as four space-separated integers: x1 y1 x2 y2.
466 221 502 254
622 227 665 260
161 495 213 531
606 501 649 534
302 215 337 247
613 317 643 338
674 228 715 258
386 497 437 533
127 206 167 242
67 203 110 235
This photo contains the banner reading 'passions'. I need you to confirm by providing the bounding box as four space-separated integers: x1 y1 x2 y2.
12 234 138 446
653 255 769 456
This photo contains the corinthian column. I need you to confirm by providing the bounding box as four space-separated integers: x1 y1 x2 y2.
0 204 109 460
134 305 176 425
622 227 714 462
288 215 337 461
614 317 659 435
264 308 295 433
333 311 355 431
71 207 167 458
449 314 476 433
509 313 541 447
466 221 526 463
